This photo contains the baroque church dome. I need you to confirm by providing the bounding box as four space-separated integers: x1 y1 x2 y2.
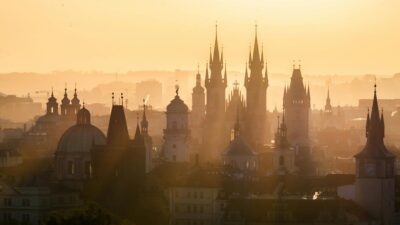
56 106 106 153
166 94 188 113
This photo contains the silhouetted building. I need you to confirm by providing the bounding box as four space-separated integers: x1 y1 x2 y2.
203 28 228 161
162 89 191 162
244 30 269 149
55 105 106 189
283 66 310 147
222 112 257 172
283 66 314 175
135 80 162 109
354 85 395 225
225 81 246 142
272 113 296 175
191 67 205 143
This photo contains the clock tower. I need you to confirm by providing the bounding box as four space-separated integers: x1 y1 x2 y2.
354 85 395 225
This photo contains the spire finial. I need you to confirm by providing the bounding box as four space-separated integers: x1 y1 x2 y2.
82 100 85 108
64 82 67 93
175 82 179 96
121 93 124 106
197 63 200 74
112 92 115 105
293 60 295 69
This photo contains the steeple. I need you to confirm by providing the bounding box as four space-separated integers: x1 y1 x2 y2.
324 87 332 112
224 63 228 87
244 62 249 87
264 61 269 86
141 99 149 135
356 84 393 159
209 24 224 82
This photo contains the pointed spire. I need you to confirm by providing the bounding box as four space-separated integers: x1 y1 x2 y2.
248 45 252 66
244 62 249 87
366 108 370 138
212 23 220 64
224 63 228 86
381 108 385 138
252 24 260 63
209 46 213 65
196 64 201 86
264 61 269 86
141 98 149 135
370 83 380 123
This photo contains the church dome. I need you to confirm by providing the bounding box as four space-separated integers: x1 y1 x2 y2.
56 107 106 154
77 107 91 124
224 137 255 156
167 95 188 113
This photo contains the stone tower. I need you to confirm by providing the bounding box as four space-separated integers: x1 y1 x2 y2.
162 88 191 162
244 28 269 149
283 66 310 147
191 65 205 143
354 85 395 225
46 89 59 115
203 26 228 161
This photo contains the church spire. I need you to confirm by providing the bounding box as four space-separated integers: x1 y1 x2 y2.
244 62 249 87
252 24 261 64
141 98 149 135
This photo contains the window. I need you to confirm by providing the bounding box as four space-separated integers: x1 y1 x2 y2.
68 161 75 175
194 192 198 199
85 161 92 178
199 205 204 213
3 212 12 222
172 121 177 129
4 198 12 207
22 198 30 207
199 192 204 199
279 156 284 166
22 213 30 222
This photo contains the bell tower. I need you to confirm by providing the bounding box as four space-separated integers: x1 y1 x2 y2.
354 85 395 225
244 26 269 149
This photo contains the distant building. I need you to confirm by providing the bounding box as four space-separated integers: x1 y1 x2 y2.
0 181 82 225
222 113 257 172
135 80 162 109
0 148 22 168
162 89 191 162
191 68 205 144
55 105 106 190
272 113 296 175
354 85 396 225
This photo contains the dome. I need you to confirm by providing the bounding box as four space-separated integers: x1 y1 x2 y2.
56 124 106 154
166 95 188 113
224 137 255 156
77 107 91 124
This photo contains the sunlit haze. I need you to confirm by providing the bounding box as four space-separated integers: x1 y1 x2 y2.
1 0 400 75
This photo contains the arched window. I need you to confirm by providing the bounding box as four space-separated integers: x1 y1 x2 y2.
172 121 177 129
85 161 92 178
279 156 284 166
68 161 75 175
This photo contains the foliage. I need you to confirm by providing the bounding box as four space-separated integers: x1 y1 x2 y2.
41 204 133 225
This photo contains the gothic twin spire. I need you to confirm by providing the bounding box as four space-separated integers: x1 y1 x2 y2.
245 26 268 88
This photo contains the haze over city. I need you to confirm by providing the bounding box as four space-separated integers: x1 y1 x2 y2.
1 1 400 225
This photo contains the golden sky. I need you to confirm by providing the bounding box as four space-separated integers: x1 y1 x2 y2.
1 0 399 75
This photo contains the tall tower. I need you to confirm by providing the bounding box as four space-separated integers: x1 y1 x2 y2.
46 89 59 116
70 86 81 116
162 88 191 162
191 65 205 143
272 112 296 175
244 28 269 149
354 85 395 225
60 87 71 119
283 65 310 147
203 26 228 161
140 101 153 173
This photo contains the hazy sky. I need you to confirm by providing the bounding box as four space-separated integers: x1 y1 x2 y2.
1 0 399 75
